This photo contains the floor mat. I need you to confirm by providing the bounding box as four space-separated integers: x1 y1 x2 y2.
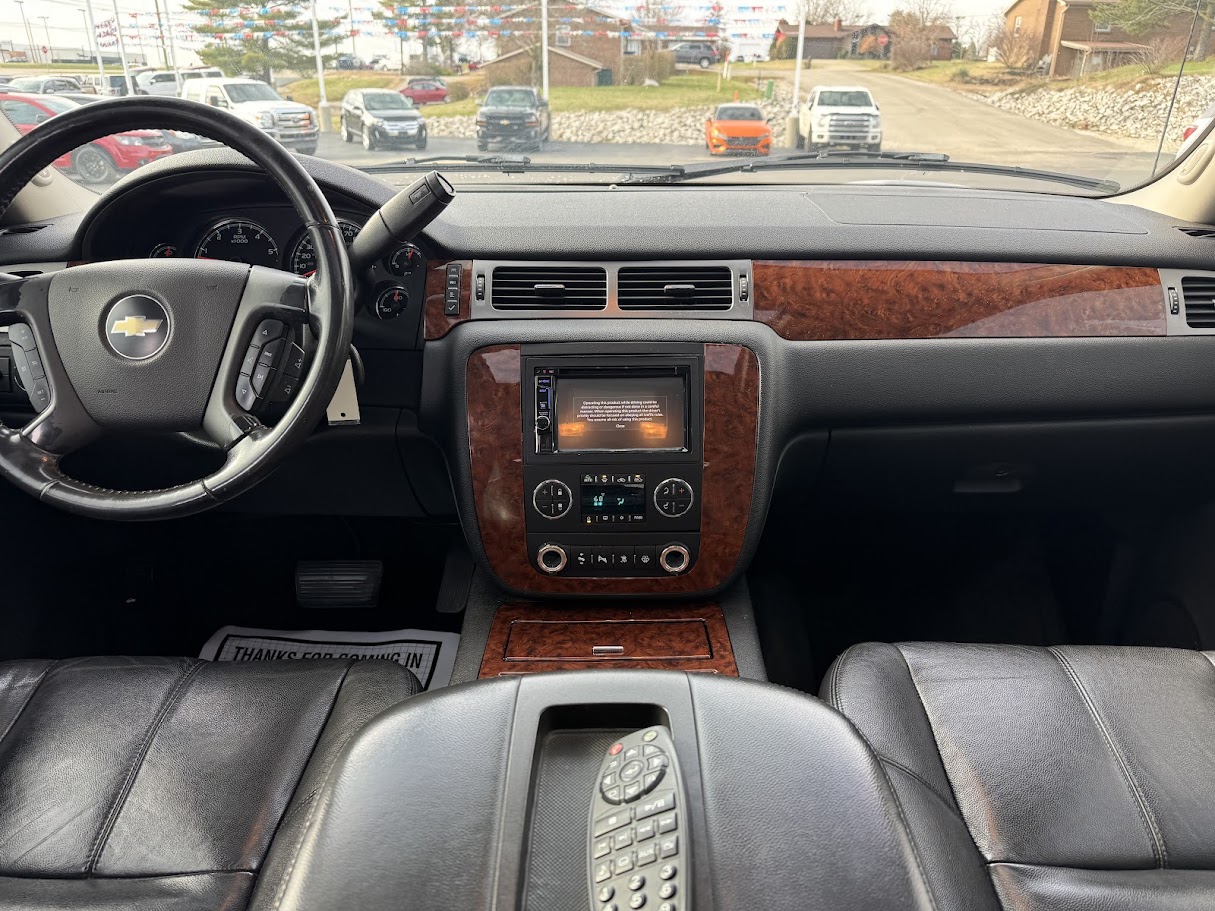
200 626 460 690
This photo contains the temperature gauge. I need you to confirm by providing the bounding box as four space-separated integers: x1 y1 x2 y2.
384 244 422 277
148 243 179 258
374 285 409 320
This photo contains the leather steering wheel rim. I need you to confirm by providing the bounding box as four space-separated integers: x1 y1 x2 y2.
0 96 353 519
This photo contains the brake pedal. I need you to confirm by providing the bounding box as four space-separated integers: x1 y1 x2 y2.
295 560 382 607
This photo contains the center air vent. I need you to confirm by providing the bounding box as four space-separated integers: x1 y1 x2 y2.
490 265 607 310
1178 226 1215 238
1182 276 1215 328
617 265 734 310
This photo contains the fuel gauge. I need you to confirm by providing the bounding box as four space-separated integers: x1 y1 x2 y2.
385 244 423 277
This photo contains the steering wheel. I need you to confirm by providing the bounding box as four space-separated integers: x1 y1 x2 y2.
0 97 353 519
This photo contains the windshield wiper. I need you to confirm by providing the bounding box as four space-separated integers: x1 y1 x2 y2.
359 156 688 181
644 151 1120 193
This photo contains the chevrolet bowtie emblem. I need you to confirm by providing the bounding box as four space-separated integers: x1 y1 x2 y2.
110 315 163 338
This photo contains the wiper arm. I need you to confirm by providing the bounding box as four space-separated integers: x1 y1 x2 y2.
359 156 687 180
647 151 1119 193
363 154 534 173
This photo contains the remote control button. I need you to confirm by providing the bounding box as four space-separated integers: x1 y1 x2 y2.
658 836 679 859
602 773 617 789
659 864 677 881
605 758 621 773
594 837 612 859
628 893 646 909
643 770 664 791
609 743 623 756
604 786 623 804
623 746 641 762
642 730 658 742
623 781 643 801
643 745 662 757
614 830 633 851
636 791 675 820
636 843 658 866
594 862 612 883
604 905 620 911
658 883 676 900
614 854 634 874
619 760 644 782
597 885 615 902
635 820 656 841
658 903 675 911
628 875 645 891
646 754 668 770
594 809 632 837
657 812 678 834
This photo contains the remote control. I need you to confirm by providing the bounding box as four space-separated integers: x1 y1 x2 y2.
588 726 688 911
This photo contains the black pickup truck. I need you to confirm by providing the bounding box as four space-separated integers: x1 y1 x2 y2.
475 85 551 151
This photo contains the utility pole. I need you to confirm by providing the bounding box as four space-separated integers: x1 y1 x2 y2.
160 0 179 79
786 5 806 148
82 0 106 85
312 0 331 132
540 0 550 99
15 1 37 64
347 0 357 57
110 0 132 94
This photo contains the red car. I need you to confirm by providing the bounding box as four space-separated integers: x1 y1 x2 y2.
0 92 172 184
399 79 450 105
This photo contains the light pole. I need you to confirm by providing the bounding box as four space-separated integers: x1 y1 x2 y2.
312 0 331 132
15 1 37 64
110 0 133 94
347 0 356 57
540 0 550 99
82 0 107 86
786 8 806 148
39 16 53 63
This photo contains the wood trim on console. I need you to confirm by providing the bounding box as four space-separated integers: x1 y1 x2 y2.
423 259 472 339
466 343 759 595
478 603 739 677
752 261 1165 340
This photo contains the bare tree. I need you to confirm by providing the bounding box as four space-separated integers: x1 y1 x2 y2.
888 0 954 70
796 0 871 25
985 15 1037 70
1130 34 1190 74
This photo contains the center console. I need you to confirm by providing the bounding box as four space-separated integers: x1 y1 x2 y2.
259 671 934 911
465 342 760 596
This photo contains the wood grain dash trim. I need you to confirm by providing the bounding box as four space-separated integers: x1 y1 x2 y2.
424 259 472 339
752 261 1165 340
478 603 738 677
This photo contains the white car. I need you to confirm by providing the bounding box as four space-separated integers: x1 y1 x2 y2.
181 77 319 154
798 85 882 153
135 71 180 96
1180 103 1215 157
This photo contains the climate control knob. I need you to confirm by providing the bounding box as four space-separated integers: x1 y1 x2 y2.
537 543 568 574
532 479 572 518
659 543 691 575
654 478 694 518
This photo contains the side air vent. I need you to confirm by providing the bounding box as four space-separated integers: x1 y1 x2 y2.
1178 226 1215 238
1182 276 1215 328
617 265 734 310
0 224 48 237
491 265 607 310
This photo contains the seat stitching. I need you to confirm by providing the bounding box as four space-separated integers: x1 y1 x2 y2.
0 660 57 751
895 648 971 820
1047 646 1168 869
826 643 857 713
879 754 968 821
85 660 204 877
869 742 942 911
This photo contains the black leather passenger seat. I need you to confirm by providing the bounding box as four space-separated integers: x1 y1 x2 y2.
825 642 1215 911
0 656 419 911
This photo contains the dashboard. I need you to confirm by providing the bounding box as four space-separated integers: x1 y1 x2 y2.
8 149 1215 598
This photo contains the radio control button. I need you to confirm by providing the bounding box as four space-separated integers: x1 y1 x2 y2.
654 479 694 518
532 480 572 519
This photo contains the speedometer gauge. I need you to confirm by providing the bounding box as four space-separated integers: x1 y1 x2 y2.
289 221 361 276
195 219 279 267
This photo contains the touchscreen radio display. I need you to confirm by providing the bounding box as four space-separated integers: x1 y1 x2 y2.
555 376 686 452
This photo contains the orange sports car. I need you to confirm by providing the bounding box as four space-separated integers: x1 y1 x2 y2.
705 103 773 156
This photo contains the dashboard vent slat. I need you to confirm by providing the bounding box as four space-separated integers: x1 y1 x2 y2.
1182 277 1215 328
1178 226 1215 239
617 265 734 310
490 266 607 310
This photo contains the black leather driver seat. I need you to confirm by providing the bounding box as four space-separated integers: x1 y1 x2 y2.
824 643 1215 911
0 656 419 911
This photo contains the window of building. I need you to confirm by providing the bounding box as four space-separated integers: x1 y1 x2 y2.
1094 20 1112 33
624 37 640 55
556 26 571 47
1013 15 1022 34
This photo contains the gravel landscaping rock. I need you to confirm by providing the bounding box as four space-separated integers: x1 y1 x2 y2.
984 75 1215 149
426 82 794 146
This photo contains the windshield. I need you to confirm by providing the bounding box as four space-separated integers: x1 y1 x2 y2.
3 0 1212 196
483 89 536 108
816 91 873 107
364 93 412 111
225 83 281 103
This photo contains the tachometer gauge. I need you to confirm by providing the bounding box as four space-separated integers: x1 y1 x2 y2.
195 219 279 267
289 221 361 276
149 243 178 258
385 243 423 276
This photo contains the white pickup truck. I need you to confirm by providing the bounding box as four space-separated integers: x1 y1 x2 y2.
181 78 319 155
798 85 882 153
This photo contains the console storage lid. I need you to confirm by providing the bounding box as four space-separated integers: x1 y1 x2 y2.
256 671 935 911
